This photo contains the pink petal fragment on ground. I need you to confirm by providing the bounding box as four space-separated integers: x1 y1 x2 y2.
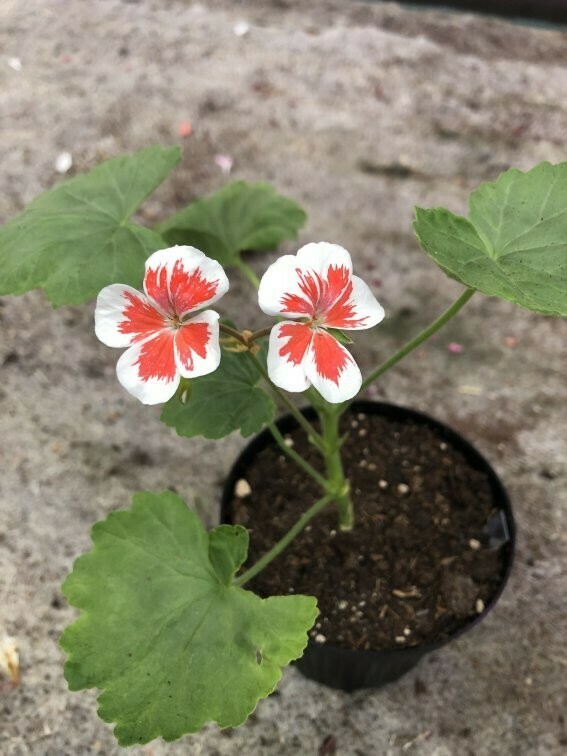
447 342 464 354
178 120 193 138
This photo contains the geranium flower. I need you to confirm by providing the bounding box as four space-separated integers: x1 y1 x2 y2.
258 242 384 403
95 246 229 405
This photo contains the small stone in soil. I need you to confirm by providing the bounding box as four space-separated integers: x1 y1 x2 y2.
378 479 388 489
469 538 481 550
475 598 485 613
234 479 252 497
397 483 410 495
315 634 327 643
338 600 348 610
395 635 406 643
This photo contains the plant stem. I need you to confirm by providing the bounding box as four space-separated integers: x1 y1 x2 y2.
267 421 329 491
219 322 248 345
234 259 261 289
359 287 475 394
319 407 354 531
233 493 334 588
246 351 326 452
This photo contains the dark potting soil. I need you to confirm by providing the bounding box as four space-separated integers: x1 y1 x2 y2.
229 411 507 651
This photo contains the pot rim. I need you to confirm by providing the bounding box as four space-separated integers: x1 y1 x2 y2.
221 399 516 660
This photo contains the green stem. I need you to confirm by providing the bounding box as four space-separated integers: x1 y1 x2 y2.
233 493 334 587
234 259 260 289
359 288 475 394
319 407 354 531
267 421 329 492
246 351 326 452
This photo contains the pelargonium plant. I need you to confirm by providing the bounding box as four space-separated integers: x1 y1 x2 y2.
1 146 565 746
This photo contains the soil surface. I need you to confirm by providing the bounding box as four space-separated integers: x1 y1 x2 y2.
1 1 566 755
230 409 509 651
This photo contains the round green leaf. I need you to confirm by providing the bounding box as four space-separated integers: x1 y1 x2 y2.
414 162 567 315
161 347 276 439
158 181 307 266
0 146 181 306
61 491 317 746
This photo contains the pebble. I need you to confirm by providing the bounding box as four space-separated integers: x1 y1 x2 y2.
378 479 388 489
338 600 348 610
475 598 485 613
283 436 294 447
395 635 406 644
314 634 327 643
358 428 367 437
234 479 252 497
55 152 73 173
397 483 410 495
368 462 377 471
403 627 411 636
469 538 481 550
233 20 250 37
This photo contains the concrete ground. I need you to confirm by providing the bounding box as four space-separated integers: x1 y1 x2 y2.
0 1 565 754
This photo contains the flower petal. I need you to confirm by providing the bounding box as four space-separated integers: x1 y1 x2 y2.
324 275 385 331
95 284 167 348
116 330 179 405
305 330 362 403
267 321 312 393
258 242 353 319
174 310 221 378
144 246 229 318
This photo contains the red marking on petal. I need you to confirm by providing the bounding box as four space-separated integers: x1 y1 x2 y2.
144 264 172 314
311 330 350 385
175 321 210 372
118 291 169 341
144 259 220 317
135 331 177 382
278 323 312 366
324 281 368 329
169 261 219 315
280 264 355 322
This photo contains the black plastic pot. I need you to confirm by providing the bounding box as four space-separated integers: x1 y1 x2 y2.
221 401 515 692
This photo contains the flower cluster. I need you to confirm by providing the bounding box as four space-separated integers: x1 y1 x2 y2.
95 242 384 405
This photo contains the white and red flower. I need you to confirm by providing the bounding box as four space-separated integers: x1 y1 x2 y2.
95 246 229 405
258 242 384 403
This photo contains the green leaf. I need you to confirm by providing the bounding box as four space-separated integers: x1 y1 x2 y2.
414 162 567 315
325 327 354 345
161 346 275 439
0 146 181 306
61 491 317 746
157 181 307 266
208 525 249 585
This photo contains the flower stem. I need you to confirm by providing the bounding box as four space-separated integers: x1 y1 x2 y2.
233 493 334 587
359 287 475 394
246 351 326 452
319 407 354 531
234 259 261 289
267 421 329 492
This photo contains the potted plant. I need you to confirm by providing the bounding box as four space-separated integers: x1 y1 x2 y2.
0 146 564 746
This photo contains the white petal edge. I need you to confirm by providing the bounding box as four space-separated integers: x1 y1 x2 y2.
339 275 385 331
116 335 180 405
304 338 362 404
258 242 353 319
144 245 230 316
94 283 151 348
266 321 312 393
174 310 222 379
258 254 308 317
295 242 353 279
